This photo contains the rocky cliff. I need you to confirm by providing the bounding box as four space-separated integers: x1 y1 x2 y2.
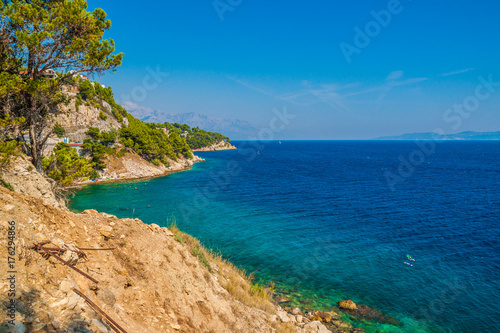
75 151 205 185
192 141 237 152
51 94 127 145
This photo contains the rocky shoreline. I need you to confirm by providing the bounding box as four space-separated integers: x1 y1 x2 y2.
73 152 205 187
191 142 237 152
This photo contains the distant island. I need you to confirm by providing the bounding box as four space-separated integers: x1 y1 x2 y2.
375 131 500 140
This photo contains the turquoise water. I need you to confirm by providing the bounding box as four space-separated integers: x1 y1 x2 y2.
69 141 500 332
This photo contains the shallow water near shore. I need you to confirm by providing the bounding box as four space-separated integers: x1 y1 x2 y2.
69 141 500 333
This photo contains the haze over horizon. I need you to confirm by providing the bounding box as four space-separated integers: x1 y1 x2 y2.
88 0 500 140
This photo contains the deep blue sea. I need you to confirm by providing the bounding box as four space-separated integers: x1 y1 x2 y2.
69 141 500 333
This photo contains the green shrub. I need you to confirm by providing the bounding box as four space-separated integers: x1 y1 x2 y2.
0 179 14 191
119 114 183 163
75 95 82 112
99 110 107 120
174 234 183 244
85 127 100 140
93 83 127 122
42 142 95 185
79 80 95 101
191 244 213 272
53 124 65 138
0 141 21 169
100 131 116 145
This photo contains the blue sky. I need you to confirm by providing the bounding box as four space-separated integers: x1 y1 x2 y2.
87 0 500 139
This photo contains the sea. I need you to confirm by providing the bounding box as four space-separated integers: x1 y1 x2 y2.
69 141 500 333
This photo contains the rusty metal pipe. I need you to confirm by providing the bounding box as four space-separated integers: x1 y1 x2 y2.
73 288 128 333
39 247 99 284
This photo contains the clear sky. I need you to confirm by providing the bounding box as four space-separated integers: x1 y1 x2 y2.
87 0 500 139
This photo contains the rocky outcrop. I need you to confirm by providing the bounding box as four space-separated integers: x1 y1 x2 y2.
0 155 66 210
337 303 402 327
75 151 205 185
337 300 357 310
303 321 332 333
192 141 237 152
53 98 127 143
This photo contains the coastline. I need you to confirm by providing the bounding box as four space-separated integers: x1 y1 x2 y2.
192 143 237 152
72 153 205 187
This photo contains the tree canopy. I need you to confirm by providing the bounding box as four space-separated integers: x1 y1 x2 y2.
0 0 123 170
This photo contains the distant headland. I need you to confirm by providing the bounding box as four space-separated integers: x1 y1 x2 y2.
374 130 500 140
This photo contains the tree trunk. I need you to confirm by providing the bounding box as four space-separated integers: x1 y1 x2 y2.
29 123 42 171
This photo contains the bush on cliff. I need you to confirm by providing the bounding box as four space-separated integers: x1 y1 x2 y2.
186 127 229 149
42 143 96 185
119 114 192 164
53 124 65 138
164 123 230 149
0 140 21 169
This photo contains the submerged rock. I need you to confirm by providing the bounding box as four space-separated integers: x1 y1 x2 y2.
331 319 353 330
309 310 333 323
343 304 402 326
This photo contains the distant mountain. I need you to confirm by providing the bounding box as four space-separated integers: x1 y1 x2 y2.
375 131 500 140
122 102 256 139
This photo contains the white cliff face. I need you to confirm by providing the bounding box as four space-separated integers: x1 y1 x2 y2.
53 97 128 144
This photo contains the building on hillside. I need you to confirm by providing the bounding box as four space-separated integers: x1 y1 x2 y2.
68 143 83 155
19 69 57 79
62 85 79 93
67 70 88 81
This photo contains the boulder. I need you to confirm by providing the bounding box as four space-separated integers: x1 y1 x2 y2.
276 310 291 323
161 227 174 236
311 311 332 323
98 225 114 238
59 280 76 294
337 299 357 310
303 320 331 333
291 307 302 315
